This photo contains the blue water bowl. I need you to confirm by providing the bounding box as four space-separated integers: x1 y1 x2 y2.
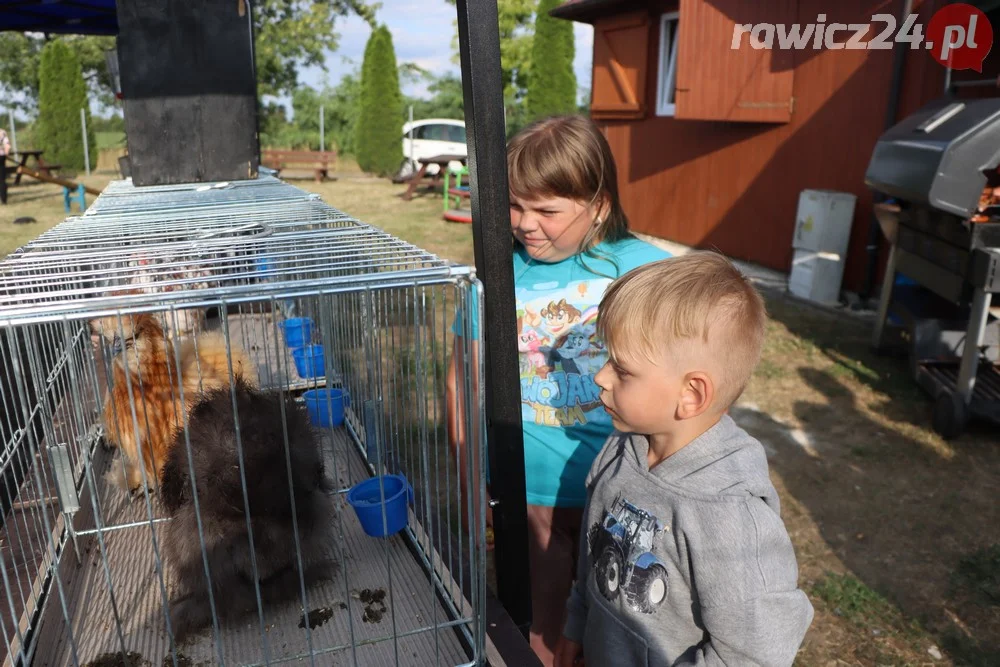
282 317 313 348
302 388 347 427
347 474 414 537
292 344 325 378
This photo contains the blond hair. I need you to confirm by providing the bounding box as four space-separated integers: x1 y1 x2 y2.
597 251 767 411
507 115 630 274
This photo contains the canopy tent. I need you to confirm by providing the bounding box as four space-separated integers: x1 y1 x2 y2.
0 0 118 35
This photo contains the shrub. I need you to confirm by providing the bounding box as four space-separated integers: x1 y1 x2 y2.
355 25 404 176
526 0 577 121
36 40 96 172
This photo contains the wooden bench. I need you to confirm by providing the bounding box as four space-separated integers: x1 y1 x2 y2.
261 149 337 182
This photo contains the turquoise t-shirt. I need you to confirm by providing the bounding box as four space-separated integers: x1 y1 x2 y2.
454 235 672 507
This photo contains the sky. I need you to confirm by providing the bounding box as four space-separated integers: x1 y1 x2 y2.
274 0 594 118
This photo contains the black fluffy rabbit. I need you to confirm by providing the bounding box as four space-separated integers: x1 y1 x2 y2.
159 374 337 641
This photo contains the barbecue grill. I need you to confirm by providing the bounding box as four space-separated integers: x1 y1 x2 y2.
866 97 1000 438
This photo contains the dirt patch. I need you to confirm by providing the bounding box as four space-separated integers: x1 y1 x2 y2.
735 291 999 666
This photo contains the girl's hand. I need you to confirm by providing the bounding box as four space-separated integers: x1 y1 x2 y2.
555 636 584 667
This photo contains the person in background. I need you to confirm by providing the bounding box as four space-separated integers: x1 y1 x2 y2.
0 128 11 205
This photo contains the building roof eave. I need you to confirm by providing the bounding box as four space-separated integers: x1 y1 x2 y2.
549 0 642 23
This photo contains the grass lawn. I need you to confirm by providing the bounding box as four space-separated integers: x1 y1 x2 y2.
1 172 116 258
95 131 126 151
1 161 996 666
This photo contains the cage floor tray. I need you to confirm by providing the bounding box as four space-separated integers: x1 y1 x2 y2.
30 428 472 667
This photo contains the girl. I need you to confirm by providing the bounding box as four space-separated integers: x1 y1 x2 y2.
445 114 671 667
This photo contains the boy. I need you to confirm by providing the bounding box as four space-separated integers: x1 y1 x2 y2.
554 251 814 667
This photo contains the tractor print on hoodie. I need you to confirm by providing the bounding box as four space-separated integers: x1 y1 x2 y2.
588 493 670 614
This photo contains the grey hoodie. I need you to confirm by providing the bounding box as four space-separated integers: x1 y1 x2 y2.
563 415 814 666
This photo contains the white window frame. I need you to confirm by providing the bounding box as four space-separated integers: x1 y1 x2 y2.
656 11 680 117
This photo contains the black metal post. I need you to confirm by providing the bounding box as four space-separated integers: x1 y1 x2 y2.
454 0 533 634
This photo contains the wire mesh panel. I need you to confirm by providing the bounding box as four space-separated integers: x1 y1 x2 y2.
0 177 487 667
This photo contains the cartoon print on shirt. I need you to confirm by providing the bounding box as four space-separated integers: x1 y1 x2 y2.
517 325 550 379
587 493 669 614
550 323 600 376
516 279 608 428
540 299 582 339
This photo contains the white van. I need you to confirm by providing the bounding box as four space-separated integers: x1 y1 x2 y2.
397 118 467 180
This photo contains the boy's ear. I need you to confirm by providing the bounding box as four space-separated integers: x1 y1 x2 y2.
677 371 714 421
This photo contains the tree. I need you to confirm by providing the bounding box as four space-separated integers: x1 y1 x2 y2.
445 0 536 135
355 25 404 176
397 65 464 120
0 1 379 110
407 74 465 120
578 86 591 115
0 34 115 111
276 73 362 154
321 72 363 155
526 0 576 120
253 0 377 100
36 41 96 172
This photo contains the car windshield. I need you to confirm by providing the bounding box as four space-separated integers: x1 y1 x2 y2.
406 123 466 143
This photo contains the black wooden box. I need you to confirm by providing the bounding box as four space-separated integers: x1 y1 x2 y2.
115 0 260 186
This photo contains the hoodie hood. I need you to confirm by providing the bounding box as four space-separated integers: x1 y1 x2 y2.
623 414 781 515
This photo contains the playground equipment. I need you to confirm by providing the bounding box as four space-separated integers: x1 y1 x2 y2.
63 183 87 212
16 165 100 212
443 162 472 223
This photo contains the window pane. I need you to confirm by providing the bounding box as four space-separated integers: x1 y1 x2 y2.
657 15 679 115
666 21 678 105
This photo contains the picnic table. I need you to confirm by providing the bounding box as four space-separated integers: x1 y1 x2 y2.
401 154 467 201
10 151 61 185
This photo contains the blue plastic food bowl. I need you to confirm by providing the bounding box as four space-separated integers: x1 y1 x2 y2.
302 388 346 427
292 344 325 378
282 317 313 348
347 474 414 537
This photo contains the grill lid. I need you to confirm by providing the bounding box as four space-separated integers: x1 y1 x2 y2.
864 97 1000 218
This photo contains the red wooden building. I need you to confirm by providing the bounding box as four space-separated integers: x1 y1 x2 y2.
551 0 1000 295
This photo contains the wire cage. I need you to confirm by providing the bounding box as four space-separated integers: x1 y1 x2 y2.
0 176 487 666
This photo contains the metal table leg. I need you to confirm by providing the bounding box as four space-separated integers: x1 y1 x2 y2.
872 243 899 350
956 286 993 405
